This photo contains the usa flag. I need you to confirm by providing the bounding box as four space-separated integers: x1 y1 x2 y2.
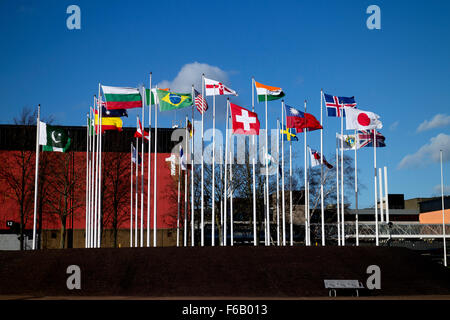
324 93 356 117
194 89 208 114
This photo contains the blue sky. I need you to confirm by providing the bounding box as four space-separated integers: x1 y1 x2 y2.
0 0 449 209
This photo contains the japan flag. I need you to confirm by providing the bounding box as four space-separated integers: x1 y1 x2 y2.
345 107 383 131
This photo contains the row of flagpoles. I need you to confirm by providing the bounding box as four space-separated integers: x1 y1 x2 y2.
84 73 389 248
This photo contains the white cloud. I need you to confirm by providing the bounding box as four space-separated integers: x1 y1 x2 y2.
157 62 230 93
389 121 399 131
417 114 450 132
398 133 450 169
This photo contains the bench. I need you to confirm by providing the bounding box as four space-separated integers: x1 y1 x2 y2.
324 279 365 297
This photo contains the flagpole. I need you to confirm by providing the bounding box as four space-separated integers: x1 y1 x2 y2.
201 74 205 247
32 104 41 250
85 113 89 248
384 166 389 223
140 88 145 247
336 140 341 246
88 108 93 248
135 136 139 247
130 143 133 247
265 93 270 246
153 86 158 247
340 111 344 246
440 150 447 267
379 168 384 223
276 118 280 246
212 87 216 247
177 145 181 247
355 130 359 246
191 84 195 246
223 98 229 246
252 77 257 246
281 100 286 246
90 103 96 248
374 129 379 246
220 156 223 245
98 87 103 248
304 101 308 246
184 115 188 247
230 142 234 246
94 94 100 248
147 72 152 247
289 130 293 246
320 90 325 246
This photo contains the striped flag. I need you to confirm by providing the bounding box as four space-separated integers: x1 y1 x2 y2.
194 89 208 114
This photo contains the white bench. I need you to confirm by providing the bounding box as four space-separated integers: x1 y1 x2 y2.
324 279 365 297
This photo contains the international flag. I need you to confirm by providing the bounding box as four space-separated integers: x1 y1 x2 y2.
358 130 386 148
156 89 193 111
146 88 170 106
324 93 357 117
94 110 123 133
194 89 208 114
254 80 285 102
284 104 322 132
204 78 237 96
131 144 141 164
336 133 359 150
134 117 149 141
39 121 71 152
101 106 128 118
101 85 142 110
280 126 298 141
187 120 193 138
230 103 260 135
309 148 333 169
180 146 187 170
345 107 382 131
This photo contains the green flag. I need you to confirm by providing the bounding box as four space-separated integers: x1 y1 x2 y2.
39 121 71 152
156 89 193 111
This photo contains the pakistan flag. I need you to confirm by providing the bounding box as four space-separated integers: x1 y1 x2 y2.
39 121 71 152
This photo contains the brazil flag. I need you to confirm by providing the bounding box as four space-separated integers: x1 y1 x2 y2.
156 89 193 111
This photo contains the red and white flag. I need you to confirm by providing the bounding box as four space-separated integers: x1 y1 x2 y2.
345 107 383 131
204 77 237 96
134 116 149 140
230 102 260 135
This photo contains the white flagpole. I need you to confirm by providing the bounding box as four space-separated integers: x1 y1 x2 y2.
90 104 96 248
32 104 41 250
212 88 216 247
191 85 195 246
140 88 145 247
135 136 138 247
320 90 325 246
177 146 181 247
304 101 308 246
252 77 257 246
276 119 280 246
94 95 101 248
220 158 223 245
379 168 384 223
184 116 188 247
223 98 229 246
130 143 133 247
230 142 234 246
98 88 103 248
153 86 158 247
87 108 92 248
201 75 205 247
355 130 359 246
374 129 379 246
85 113 89 248
340 112 345 246
281 101 286 246
336 142 341 246
384 166 389 223
265 94 270 246
289 131 293 246
440 150 447 267
147 73 152 247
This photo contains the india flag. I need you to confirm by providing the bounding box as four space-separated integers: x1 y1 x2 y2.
255 81 285 102
101 85 142 109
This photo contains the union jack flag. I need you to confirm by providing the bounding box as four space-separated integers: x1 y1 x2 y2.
194 89 208 114
358 130 386 148
324 93 357 117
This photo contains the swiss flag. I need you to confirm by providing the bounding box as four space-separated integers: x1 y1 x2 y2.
230 103 260 135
